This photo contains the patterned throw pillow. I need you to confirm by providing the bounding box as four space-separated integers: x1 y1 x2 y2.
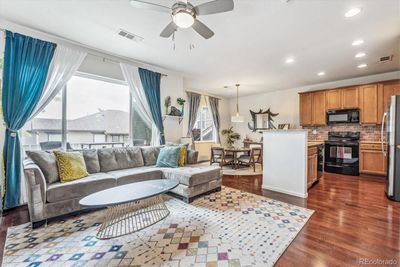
156 146 181 168
178 146 187 167
53 151 89 183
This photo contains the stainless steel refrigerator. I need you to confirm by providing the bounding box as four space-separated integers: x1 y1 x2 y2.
381 95 400 201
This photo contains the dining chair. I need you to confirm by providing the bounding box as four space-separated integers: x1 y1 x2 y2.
210 147 233 167
238 147 263 172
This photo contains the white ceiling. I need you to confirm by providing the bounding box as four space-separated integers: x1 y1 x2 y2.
0 0 399 98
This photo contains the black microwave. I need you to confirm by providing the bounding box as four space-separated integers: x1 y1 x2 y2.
326 109 360 124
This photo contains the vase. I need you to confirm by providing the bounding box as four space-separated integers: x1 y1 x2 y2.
180 104 184 116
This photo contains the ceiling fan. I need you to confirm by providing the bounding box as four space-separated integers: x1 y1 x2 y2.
129 0 234 39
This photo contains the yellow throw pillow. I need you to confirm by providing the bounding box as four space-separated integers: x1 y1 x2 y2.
178 146 187 167
53 151 89 183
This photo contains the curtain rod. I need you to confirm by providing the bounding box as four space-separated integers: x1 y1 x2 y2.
0 27 168 77
86 53 168 77
185 90 222 100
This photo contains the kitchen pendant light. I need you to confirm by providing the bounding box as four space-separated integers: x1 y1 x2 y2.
231 84 244 123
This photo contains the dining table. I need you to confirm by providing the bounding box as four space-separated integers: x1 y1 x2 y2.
224 147 251 169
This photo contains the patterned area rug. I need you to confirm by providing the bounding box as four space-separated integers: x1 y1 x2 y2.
3 187 313 267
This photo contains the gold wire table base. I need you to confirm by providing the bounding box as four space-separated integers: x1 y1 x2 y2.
96 194 169 240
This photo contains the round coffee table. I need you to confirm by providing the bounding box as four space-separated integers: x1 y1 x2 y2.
79 179 178 239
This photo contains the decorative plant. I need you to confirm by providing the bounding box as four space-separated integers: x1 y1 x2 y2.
177 97 186 106
164 96 171 115
221 127 241 147
177 97 186 116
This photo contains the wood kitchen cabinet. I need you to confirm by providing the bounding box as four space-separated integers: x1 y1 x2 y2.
359 143 387 176
299 91 326 126
307 146 318 189
299 80 398 127
312 91 326 125
359 84 383 124
341 86 359 109
325 87 359 110
300 93 313 125
325 89 341 110
383 81 400 112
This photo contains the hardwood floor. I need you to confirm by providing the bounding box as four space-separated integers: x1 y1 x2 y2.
1 173 399 266
224 173 400 267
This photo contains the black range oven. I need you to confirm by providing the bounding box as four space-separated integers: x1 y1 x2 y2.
324 132 360 176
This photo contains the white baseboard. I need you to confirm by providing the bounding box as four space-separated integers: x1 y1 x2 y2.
262 185 308 198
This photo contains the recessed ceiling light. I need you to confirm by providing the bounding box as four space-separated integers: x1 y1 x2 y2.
352 39 364 46
285 58 295 64
317 71 325 76
358 63 367 68
355 52 366 58
345 8 361 18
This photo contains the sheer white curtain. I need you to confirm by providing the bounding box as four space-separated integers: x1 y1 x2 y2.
20 45 86 205
120 63 159 146
29 45 87 120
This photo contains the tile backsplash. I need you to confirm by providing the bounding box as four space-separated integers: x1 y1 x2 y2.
303 124 381 141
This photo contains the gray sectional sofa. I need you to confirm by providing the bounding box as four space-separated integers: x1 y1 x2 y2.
23 146 222 225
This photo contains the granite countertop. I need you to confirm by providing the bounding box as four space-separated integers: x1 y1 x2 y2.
308 140 324 147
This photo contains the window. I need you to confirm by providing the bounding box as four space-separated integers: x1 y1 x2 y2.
21 90 62 150
21 72 153 151
193 106 215 141
132 106 152 145
66 75 130 149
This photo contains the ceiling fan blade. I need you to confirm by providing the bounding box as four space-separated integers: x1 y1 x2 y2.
160 21 178 38
194 0 234 15
192 19 214 39
129 0 171 13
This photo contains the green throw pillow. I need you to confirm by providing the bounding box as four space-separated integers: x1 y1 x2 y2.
156 146 181 168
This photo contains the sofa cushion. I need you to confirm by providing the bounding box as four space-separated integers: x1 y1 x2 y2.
98 147 144 172
156 146 181 168
82 149 100 173
162 165 221 186
46 172 116 203
141 146 162 166
26 150 59 184
53 151 89 183
108 167 163 185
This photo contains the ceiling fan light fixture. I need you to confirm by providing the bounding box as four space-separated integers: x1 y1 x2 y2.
173 11 194 28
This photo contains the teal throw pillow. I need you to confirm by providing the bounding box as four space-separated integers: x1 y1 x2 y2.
156 146 181 168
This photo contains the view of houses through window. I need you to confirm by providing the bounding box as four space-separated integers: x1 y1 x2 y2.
21 74 152 150
193 106 215 142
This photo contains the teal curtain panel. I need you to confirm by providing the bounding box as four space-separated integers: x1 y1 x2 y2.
2 31 56 209
138 68 165 145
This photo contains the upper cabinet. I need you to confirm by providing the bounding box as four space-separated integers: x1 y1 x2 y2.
299 80 399 126
359 84 383 124
312 91 326 125
341 87 359 109
383 81 400 112
325 86 359 110
299 91 326 126
325 89 341 110
300 93 313 125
